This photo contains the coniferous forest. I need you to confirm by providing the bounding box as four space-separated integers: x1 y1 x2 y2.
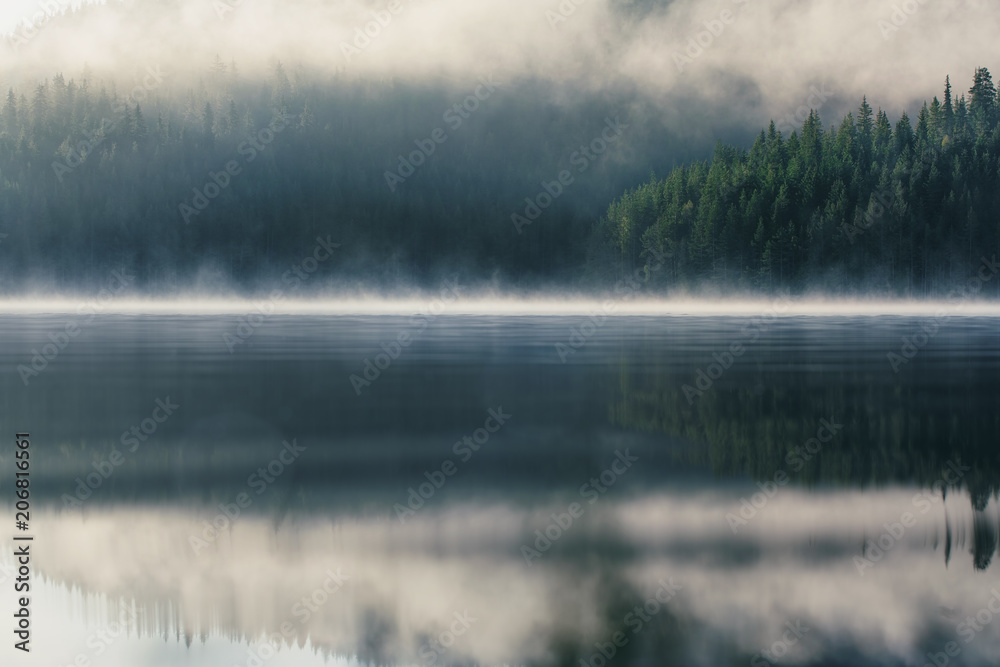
0 58 677 293
593 69 1000 295
1 59 999 296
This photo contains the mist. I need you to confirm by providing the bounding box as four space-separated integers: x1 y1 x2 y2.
2 0 999 297
3 0 998 119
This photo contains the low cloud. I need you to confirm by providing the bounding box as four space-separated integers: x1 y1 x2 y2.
2 0 997 130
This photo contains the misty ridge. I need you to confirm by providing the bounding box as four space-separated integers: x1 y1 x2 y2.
0 0 999 297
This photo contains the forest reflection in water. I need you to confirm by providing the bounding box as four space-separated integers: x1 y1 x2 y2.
0 311 998 665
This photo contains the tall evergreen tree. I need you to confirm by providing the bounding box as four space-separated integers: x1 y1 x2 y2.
943 76 954 133
202 101 215 148
969 67 997 133
1 89 17 135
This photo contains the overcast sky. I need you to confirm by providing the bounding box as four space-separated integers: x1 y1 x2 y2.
1 0 998 132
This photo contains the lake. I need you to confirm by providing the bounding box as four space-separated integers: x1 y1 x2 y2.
1 303 999 666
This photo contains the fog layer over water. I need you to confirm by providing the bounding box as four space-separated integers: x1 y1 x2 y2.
2 297 1000 316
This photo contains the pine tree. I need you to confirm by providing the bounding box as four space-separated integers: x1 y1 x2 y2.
928 97 942 142
856 96 875 177
210 54 227 76
943 76 954 134
134 104 148 143
271 61 291 106
857 96 874 137
968 67 997 133
955 94 968 138
915 103 930 148
31 82 49 133
52 73 69 120
121 104 134 143
874 109 892 163
2 89 17 135
299 102 315 129
227 100 239 136
202 101 215 148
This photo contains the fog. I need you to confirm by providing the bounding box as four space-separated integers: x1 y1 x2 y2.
2 0 998 123
3 296 1000 316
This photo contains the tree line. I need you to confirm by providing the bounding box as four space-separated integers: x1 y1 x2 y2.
0 58 681 292
2 61 1000 295
590 69 1000 296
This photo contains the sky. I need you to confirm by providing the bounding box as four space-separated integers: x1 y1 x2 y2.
1 0 999 133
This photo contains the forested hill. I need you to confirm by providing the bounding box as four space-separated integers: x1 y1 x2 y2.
590 69 1000 296
1 59 1000 295
0 59 686 294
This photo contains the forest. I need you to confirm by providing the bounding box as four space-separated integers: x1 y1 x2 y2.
592 69 1000 295
1 57 999 296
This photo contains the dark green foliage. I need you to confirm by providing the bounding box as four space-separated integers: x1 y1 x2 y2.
3 64 1000 295
0 67 684 292
592 71 1000 295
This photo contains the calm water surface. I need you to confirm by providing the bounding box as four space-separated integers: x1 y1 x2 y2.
1 312 999 666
